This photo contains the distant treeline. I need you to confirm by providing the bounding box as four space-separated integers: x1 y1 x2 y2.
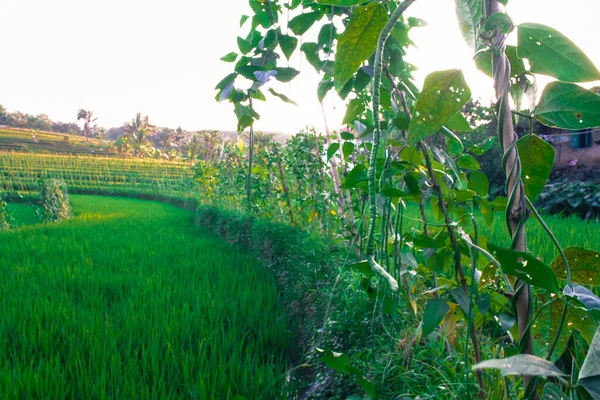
0 104 82 135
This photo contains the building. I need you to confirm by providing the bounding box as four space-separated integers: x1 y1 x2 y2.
542 128 600 168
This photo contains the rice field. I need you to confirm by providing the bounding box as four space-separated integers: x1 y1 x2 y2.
0 151 196 198
404 203 600 264
0 196 291 399
0 128 113 156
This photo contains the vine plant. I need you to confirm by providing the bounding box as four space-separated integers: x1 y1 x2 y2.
213 0 600 398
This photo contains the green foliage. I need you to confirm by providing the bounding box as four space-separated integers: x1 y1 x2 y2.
551 247 600 286
316 349 375 398
517 23 600 82
39 178 71 222
454 0 483 49
334 3 388 93
489 243 560 293
213 2 600 398
422 299 450 337
0 199 11 230
517 134 555 202
537 178 600 219
407 69 471 144
534 82 600 129
578 327 600 399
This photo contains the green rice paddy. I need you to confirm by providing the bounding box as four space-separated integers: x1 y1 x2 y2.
0 196 290 399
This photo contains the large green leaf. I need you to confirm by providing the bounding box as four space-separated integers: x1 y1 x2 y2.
288 11 323 36
341 164 368 190
472 354 567 377
279 35 298 60
274 67 300 82
550 247 600 287
407 70 471 144
578 327 600 400
488 243 560 293
422 299 449 338
468 171 489 197
317 78 334 103
532 296 570 362
457 153 480 171
534 82 600 129
342 98 365 125
334 3 388 93
220 52 238 62
454 0 483 50
517 134 555 202
316 348 376 398
444 111 473 132
517 23 600 82
468 136 495 156
327 142 340 161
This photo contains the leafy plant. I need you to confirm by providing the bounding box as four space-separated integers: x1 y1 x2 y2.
209 0 600 398
39 178 71 222
0 198 11 230
538 178 600 220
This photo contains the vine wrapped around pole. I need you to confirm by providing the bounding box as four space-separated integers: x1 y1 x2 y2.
486 0 534 396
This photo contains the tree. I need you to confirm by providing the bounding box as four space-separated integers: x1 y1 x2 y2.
155 127 175 151
184 132 202 163
77 109 97 142
0 105 9 125
124 112 155 156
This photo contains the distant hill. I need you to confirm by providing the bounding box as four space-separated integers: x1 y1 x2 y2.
0 127 117 156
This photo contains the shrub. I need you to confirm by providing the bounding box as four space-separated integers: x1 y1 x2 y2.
39 178 71 222
537 177 600 220
0 199 11 230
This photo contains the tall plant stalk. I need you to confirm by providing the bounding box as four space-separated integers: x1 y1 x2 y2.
366 0 417 291
247 93 255 213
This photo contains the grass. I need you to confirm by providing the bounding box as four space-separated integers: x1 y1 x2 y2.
4 202 39 226
0 195 291 399
400 202 600 265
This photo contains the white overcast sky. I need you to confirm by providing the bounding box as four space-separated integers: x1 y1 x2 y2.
0 1 598 134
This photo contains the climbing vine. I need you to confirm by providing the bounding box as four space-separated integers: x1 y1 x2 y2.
211 0 600 398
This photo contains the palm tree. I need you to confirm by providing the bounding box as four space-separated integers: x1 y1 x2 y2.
156 128 175 151
124 113 155 156
77 109 97 142
173 126 188 148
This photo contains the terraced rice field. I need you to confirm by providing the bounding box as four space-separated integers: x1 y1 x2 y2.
0 151 196 198
0 128 114 156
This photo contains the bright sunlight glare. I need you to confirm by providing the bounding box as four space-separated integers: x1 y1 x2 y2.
0 0 598 134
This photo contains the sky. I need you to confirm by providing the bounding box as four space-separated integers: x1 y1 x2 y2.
0 0 598 134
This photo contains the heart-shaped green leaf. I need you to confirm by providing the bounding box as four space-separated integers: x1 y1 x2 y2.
334 3 388 93
517 23 600 82
408 69 471 144
517 134 555 201
534 82 600 129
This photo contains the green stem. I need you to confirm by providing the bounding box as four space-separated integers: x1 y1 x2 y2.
366 0 416 289
465 209 480 400
247 93 255 213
